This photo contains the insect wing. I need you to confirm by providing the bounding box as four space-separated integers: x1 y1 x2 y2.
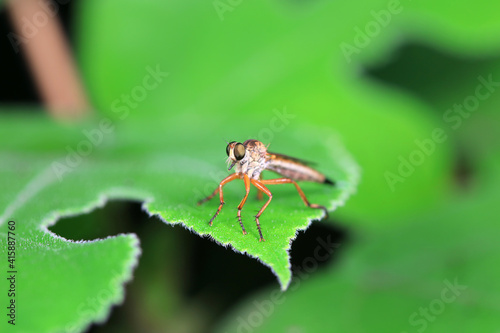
267 151 316 166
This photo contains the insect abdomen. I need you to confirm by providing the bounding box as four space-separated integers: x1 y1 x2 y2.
266 159 334 185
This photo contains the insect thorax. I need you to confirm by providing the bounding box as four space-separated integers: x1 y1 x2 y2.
235 140 268 179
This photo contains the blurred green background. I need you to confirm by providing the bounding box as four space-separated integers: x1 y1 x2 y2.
2 0 500 332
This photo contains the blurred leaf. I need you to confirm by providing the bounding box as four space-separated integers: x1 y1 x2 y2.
75 0 460 225
400 0 500 56
0 112 358 332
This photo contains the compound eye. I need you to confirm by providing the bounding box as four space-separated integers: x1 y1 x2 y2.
234 143 245 160
226 141 236 156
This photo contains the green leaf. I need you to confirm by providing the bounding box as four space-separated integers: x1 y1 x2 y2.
215 170 500 332
0 112 358 331
0 117 142 332
6 0 500 331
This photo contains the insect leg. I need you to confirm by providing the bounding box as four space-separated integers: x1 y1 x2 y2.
236 174 251 235
250 179 273 242
197 188 219 206
256 173 264 201
201 173 240 226
261 178 329 219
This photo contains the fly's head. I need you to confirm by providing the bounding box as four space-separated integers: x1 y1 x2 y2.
226 141 247 171
226 140 268 176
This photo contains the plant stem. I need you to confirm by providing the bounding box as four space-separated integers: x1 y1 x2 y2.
7 0 91 119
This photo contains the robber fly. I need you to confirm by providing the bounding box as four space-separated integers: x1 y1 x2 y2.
197 139 334 241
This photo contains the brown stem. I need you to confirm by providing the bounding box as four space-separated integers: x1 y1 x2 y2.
7 0 91 119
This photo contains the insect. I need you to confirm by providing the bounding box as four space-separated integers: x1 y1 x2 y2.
197 139 334 241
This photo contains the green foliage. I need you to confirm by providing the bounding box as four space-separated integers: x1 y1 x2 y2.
2 0 500 331
75 0 455 226
216 172 500 332
0 113 358 331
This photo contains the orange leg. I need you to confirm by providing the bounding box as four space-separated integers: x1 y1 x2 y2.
256 173 264 201
261 178 329 219
197 173 240 226
250 179 273 242
236 175 251 235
